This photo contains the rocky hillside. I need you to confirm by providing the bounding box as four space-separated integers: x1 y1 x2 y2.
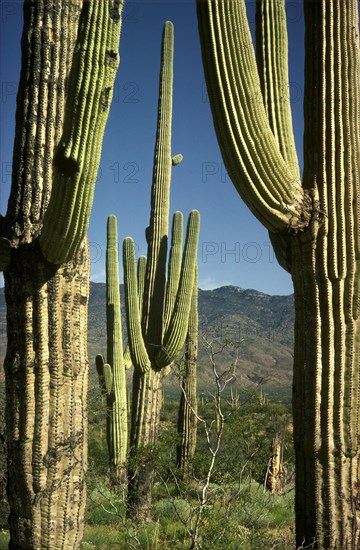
0 284 295 398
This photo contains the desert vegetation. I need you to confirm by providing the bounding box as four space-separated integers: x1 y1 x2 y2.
0 0 359 548
0 343 296 549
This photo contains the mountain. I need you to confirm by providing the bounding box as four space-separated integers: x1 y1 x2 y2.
0 284 295 398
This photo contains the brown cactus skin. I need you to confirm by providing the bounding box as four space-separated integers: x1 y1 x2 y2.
265 432 287 495
197 1 360 548
2 1 122 547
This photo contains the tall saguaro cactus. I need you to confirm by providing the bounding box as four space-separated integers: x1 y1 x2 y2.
122 22 200 522
2 1 122 547
197 1 359 548
96 215 128 484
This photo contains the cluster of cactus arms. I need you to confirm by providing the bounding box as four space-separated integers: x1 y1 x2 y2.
197 0 359 548
177 267 198 475
96 215 129 484
123 21 200 522
2 1 123 547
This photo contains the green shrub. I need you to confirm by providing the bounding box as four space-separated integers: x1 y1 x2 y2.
0 530 10 550
153 498 191 524
83 396 296 548
82 524 125 549
87 485 126 526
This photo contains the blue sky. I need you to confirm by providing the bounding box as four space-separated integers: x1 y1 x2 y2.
0 0 305 294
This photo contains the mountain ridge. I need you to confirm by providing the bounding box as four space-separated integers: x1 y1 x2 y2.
0 283 295 398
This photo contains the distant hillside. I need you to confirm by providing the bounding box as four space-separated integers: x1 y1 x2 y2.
0 284 295 398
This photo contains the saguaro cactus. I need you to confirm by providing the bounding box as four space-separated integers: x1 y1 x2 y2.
197 0 359 548
122 22 200 522
264 431 287 495
96 215 128 484
2 1 122 547
177 268 198 475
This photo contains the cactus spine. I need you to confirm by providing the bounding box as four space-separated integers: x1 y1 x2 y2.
2 2 122 547
197 1 360 547
123 22 200 522
177 267 198 475
96 215 128 484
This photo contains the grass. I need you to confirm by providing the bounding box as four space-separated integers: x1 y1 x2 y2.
81 486 295 549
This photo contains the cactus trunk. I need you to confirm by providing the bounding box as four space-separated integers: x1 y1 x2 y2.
291 245 360 547
265 432 287 495
2 1 122 546
197 0 360 547
292 3 360 545
4 243 89 549
127 368 164 522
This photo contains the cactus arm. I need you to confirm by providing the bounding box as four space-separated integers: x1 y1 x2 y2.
121 256 146 370
255 0 300 272
156 210 200 369
123 237 151 373
106 215 124 368
164 211 183 331
103 363 114 397
142 21 174 351
106 214 128 479
255 0 300 179
123 345 133 370
172 154 183 166
39 1 122 264
96 354 113 396
96 354 106 393
177 265 198 472
196 0 308 233
98 214 128 482
137 255 147 319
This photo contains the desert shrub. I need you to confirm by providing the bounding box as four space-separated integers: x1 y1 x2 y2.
86 479 127 527
153 497 191 524
84 391 296 548
82 524 126 549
